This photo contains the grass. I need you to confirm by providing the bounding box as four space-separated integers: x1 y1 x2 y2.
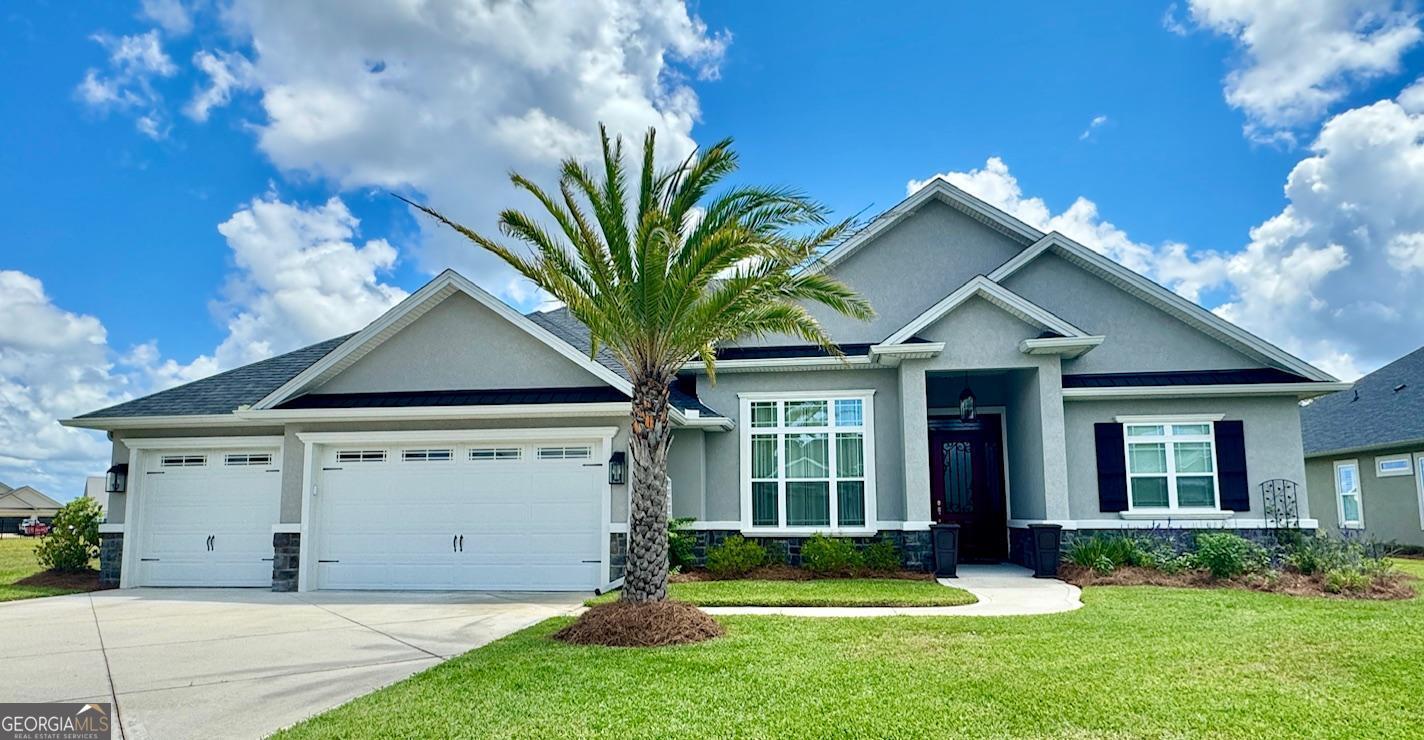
280 562 1424 739
585 578 977 608
0 537 97 602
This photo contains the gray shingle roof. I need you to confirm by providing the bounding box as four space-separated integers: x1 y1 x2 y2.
1301 346 1424 456
76 335 353 418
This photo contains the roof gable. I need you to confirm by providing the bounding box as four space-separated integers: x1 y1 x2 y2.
0 486 62 510
1302 345 1424 456
885 276 1090 344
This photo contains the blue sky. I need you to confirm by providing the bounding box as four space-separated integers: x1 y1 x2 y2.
4 0 1424 498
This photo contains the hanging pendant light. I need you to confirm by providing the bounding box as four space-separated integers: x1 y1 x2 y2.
958 373 977 421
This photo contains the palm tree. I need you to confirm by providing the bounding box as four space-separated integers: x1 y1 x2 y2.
401 126 871 603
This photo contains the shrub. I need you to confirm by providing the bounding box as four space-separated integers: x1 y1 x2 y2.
800 534 863 575
35 497 102 572
1193 532 1268 580
705 535 766 578
1065 534 1141 574
1324 568 1371 594
862 539 901 572
1285 534 1395 578
667 517 697 572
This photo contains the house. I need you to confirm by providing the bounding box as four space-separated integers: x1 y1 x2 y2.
62 179 1348 592
0 483 63 533
85 475 109 516
1301 346 1424 547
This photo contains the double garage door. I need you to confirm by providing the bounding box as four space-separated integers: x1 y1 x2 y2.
130 437 606 591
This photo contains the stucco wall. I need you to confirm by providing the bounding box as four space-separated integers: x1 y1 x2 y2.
316 292 606 394
1063 397 1309 520
668 429 706 520
695 368 903 523
1306 447 1424 546
1001 254 1260 374
1006 369 1047 519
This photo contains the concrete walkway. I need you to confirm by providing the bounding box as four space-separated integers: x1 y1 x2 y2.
0 588 582 740
700 564 1082 617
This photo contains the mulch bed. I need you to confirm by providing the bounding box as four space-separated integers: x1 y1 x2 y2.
1060 564 1417 601
14 569 111 592
553 600 725 647
672 565 934 582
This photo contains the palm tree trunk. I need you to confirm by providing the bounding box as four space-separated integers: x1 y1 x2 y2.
622 372 673 603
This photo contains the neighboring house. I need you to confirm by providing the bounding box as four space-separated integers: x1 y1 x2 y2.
63 179 1347 592
0 484 63 533
85 476 109 516
1301 347 1424 547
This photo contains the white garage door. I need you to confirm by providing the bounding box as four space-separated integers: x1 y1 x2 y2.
312 439 605 591
135 447 282 587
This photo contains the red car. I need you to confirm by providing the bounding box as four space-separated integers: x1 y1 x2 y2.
19 518 50 537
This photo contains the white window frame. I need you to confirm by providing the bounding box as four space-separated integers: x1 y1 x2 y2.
1375 454 1413 478
1415 452 1424 532
1120 417 1222 513
738 390 877 534
1334 459 1364 529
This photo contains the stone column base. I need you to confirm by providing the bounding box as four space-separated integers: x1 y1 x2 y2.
99 532 123 587
272 532 300 592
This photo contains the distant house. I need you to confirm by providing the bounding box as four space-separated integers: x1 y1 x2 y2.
85 476 108 516
0 483 63 533
1302 347 1424 546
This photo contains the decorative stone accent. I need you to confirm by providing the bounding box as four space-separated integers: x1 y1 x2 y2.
609 532 628 581
99 532 123 587
271 532 300 592
688 530 934 572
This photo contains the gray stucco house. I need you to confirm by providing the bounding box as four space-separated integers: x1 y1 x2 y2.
64 179 1348 592
1302 346 1424 547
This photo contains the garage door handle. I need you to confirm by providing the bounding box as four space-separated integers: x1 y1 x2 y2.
317 559 339 563
452 534 458 552
139 558 160 562
459 535 464 552
581 560 600 563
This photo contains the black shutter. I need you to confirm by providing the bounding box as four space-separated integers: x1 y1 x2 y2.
1215 420 1250 511
1094 422 1128 512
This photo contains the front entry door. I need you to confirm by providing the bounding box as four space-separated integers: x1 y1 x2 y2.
929 415 1006 562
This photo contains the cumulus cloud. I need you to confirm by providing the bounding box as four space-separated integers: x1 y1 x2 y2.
1183 0 1422 143
140 0 194 36
75 30 178 139
185 49 256 121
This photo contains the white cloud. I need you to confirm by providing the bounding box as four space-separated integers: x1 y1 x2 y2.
1397 75 1424 112
186 49 256 121
210 0 727 305
75 30 178 139
1079 114 1109 141
140 0 194 35
1183 0 1422 143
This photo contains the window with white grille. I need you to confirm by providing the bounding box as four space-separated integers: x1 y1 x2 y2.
160 454 206 467
336 450 387 463
402 449 453 462
536 446 592 460
224 453 273 467
469 447 522 461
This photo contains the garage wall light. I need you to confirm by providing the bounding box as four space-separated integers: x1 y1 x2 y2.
105 463 129 493
608 451 627 485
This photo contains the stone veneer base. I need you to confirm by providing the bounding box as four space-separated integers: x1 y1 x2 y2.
1009 525 1321 571
99 532 123 587
271 532 300 592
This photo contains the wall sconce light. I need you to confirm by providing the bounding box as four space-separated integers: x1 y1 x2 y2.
608 451 627 485
105 463 129 493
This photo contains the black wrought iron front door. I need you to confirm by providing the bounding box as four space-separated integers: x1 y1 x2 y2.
928 415 1006 562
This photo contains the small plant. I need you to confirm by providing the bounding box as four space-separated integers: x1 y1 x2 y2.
667 517 697 572
35 497 102 572
862 539 901 572
1324 568 1371 594
1065 534 1142 574
800 534 863 576
705 535 766 579
1193 532 1268 580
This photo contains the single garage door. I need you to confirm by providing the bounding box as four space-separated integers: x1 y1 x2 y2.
313 440 605 591
135 447 282 587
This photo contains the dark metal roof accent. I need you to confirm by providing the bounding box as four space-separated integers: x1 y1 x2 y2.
713 343 876 361
76 335 354 418
1062 368 1311 389
277 386 631 409
1302 345 1424 456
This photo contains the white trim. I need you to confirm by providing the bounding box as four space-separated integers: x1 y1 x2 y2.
1008 518 1322 530
60 414 258 430
740 528 877 538
253 270 633 410
1064 382 1351 400
1018 335 1105 358
1414 452 1424 532
737 389 879 401
1114 413 1225 423
98 523 124 534
683 520 744 530
271 523 300 534
118 447 140 589
683 355 875 373
1121 419 1221 514
989 232 1338 383
1333 459 1364 529
1374 454 1414 478
236 403 631 423
867 342 946 366
609 522 628 534
120 436 285 450
295 427 621 445
1118 510 1232 521
884 276 1089 345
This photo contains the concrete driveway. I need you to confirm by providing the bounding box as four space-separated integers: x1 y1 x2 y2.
0 588 583 739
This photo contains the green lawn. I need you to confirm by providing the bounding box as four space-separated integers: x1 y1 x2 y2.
0 537 95 602
281 563 1424 738
586 578 977 608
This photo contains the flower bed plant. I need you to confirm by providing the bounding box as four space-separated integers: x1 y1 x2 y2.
697 534 924 581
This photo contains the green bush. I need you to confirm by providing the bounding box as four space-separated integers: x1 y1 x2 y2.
35 497 102 572
800 534 863 575
862 539 901 572
668 517 697 572
705 535 766 579
1193 532 1268 580
1065 534 1142 574
1286 534 1395 578
1324 568 1371 594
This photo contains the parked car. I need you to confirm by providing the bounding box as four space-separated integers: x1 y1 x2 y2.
19 517 50 537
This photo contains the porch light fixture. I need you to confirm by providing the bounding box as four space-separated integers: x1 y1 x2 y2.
105 463 128 494
958 374 977 421
608 451 627 485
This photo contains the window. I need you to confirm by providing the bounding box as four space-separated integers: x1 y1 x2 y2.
337 450 387 463
401 449 452 462
469 447 521 461
223 453 272 467
1335 460 1363 528
1123 421 1219 511
160 454 205 467
536 445 592 460
1376 455 1413 477
744 393 872 530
